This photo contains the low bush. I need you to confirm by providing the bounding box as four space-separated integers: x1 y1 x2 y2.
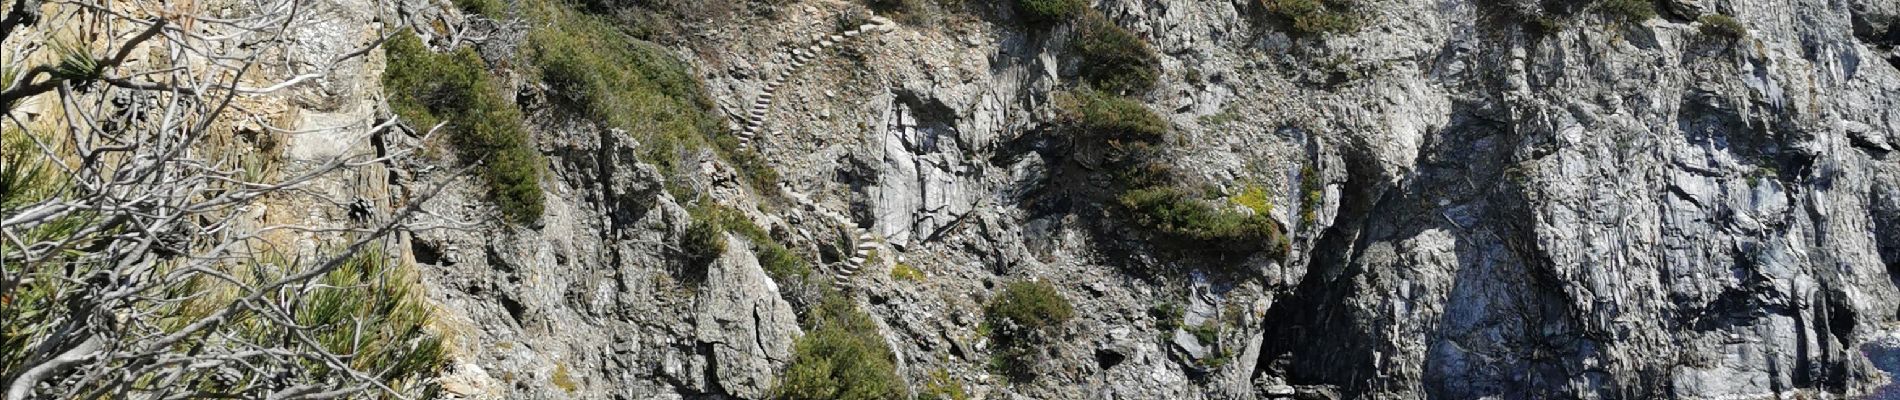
1260 0 1360 36
1596 0 1655 24
680 218 726 282
1117 186 1288 256
984 280 1072 381
384 31 545 224
1056 89 1168 142
689 204 812 282
1072 14 1161 94
1015 0 1085 25
1698 14 1746 39
985 280 1074 338
774 295 905 400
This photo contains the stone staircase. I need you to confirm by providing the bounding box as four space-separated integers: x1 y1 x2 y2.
734 15 896 150
778 183 887 289
727 10 898 289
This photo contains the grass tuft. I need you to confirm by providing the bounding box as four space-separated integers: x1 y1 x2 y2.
890 262 924 282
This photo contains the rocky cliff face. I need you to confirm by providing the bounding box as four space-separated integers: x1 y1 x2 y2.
281 0 1900 398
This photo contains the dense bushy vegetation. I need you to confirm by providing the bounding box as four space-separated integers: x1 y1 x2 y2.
1056 89 1168 142
1053 90 1289 257
383 31 546 224
1260 0 1360 36
524 0 778 196
1073 14 1161 94
1596 0 1656 23
1698 14 1747 39
687 204 812 282
984 280 1073 381
773 295 906 400
1015 0 1085 25
1118 187 1288 256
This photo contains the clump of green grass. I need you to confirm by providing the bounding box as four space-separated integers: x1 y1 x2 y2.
1259 0 1360 36
383 30 545 224
984 280 1073 381
1015 0 1086 25
551 362 579 392
890 262 924 282
920 369 970 400
1232 184 1273 215
773 294 906 400
1072 14 1161 94
1697 14 1746 39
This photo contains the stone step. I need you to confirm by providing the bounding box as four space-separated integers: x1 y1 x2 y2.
847 257 865 265
830 35 844 42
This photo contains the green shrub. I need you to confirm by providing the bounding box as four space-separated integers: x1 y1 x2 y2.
1697 14 1746 39
1056 89 1168 142
454 0 504 15
688 204 812 282
384 30 545 224
1260 0 1360 36
983 280 1071 381
1187 321 1219 344
774 295 905 400
890 262 924 282
1596 0 1655 23
920 369 970 400
1117 186 1288 256
526 2 777 194
1015 0 1085 25
985 280 1074 338
1072 14 1160 94
681 218 726 280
